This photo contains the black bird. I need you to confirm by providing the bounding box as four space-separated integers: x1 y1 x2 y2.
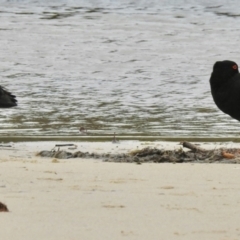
210 60 240 121
0 86 17 108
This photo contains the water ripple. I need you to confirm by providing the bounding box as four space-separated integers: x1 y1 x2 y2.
0 0 239 137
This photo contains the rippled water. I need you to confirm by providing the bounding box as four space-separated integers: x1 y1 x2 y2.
1 0 240 137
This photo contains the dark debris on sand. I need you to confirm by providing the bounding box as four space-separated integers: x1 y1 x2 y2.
37 141 240 164
0 202 9 212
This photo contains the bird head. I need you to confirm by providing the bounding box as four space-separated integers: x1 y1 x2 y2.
212 60 239 82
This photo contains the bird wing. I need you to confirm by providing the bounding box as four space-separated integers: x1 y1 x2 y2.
0 86 17 108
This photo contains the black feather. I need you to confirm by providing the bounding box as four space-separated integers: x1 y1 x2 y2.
210 60 240 121
0 86 17 108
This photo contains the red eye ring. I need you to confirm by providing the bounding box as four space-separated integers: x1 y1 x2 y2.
233 64 238 70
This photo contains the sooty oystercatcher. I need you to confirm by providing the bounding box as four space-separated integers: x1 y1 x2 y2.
0 86 17 108
210 60 240 121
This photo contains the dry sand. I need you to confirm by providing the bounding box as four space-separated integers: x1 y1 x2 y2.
0 141 240 240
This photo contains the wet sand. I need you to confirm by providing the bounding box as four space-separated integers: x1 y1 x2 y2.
0 141 240 240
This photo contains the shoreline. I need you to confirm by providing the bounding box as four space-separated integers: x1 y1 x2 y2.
1 135 240 142
2 139 240 151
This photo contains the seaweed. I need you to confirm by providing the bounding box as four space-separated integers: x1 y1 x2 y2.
37 141 240 164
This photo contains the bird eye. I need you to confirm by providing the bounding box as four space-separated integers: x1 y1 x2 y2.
233 64 238 70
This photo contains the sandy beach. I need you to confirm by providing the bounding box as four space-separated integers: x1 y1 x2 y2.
0 140 240 240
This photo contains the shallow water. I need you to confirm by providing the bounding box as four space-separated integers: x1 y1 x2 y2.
1 0 240 137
